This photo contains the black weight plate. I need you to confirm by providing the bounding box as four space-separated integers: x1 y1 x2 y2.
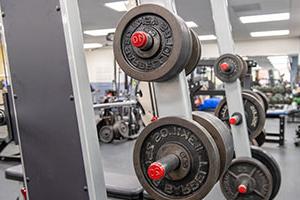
133 116 220 200
254 90 269 111
185 29 201 75
0 109 6 126
243 90 265 111
99 126 114 143
215 92 266 139
114 4 192 82
113 120 129 138
251 146 281 200
214 54 244 83
236 55 248 80
220 157 273 200
192 111 234 177
254 131 266 147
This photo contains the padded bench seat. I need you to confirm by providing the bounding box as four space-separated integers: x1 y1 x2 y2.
5 164 143 200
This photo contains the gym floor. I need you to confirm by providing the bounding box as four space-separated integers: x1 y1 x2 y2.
1 118 300 200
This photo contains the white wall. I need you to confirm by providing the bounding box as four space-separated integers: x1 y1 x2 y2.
85 47 115 83
202 37 300 58
85 37 300 82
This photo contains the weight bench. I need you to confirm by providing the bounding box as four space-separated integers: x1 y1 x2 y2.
265 110 287 146
5 164 144 200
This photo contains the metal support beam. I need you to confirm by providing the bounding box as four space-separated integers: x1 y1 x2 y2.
0 0 107 199
59 0 107 199
210 0 251 157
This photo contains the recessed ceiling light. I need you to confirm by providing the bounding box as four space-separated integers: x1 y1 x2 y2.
198 35 217 41
84 43 103 49
104 1 128 12
185 21 198 28
84 28 116 36
240 12 290 24
250 30 289 37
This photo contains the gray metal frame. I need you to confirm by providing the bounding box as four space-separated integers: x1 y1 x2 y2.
0 0 107 199
210 0 251 157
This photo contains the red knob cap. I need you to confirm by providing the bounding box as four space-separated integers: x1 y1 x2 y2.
229 117 238 125
21 187 27 200
238 184 248 194
151 116 158 122
131 31 149 48
147 162 165 181
220 62 230 72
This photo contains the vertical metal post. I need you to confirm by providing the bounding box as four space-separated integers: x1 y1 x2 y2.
210 0 251 157
139 0 193 120
0 0 107 199
59 0 107 199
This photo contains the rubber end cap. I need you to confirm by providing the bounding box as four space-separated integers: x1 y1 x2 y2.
229 117 238 125
131 31 148 48
238 184 248 194
147 162 165 181
220 62 230 72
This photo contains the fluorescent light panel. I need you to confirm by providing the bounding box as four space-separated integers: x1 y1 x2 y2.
84 28 116 36
198 35 217 41
250 30 289 37
185 21 198 28
104 1 128 12
267 56 289 64
240 12 290 24
84 43 103 49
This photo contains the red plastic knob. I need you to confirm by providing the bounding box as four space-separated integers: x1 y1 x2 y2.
147 162 165 181
220 62 230 72
151 116 158 122
229 117 238 125
131 31 149 48
238 184 248 194
21 187 27 200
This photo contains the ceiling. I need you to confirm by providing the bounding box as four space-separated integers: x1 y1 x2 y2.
78 0 300 44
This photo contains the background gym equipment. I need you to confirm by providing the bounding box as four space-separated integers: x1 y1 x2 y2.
0 86 20 161
94 100 144 143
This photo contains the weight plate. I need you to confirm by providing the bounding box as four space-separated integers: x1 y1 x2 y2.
192 111 234 177
236 55 248 80
254 131 266 147
133 116 220 200
214 54 244 83
0 109 6 126
254 90 269 111
113 120 129 138
215 92 266 139
251 146 281 200
99 126 114 143
220 157 273 200
243 90 265 111
185 29 201 75
114 4 192 82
